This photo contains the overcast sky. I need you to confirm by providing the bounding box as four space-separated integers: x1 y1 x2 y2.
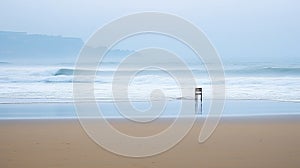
0 0 299 63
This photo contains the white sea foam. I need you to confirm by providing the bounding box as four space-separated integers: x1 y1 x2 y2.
0 64 299 104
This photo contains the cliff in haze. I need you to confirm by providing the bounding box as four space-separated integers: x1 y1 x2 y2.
0 31 83 63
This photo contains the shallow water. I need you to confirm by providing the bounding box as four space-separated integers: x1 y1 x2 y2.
0 100 299 119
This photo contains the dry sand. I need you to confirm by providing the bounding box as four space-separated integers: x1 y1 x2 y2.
1 115 300 168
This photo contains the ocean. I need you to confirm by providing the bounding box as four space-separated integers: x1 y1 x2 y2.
0 62 300 119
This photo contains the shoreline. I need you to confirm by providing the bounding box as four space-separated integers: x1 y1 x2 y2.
1 113 300 120
1 99 300 119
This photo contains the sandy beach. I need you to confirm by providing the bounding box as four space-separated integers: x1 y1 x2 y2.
1 115 300 168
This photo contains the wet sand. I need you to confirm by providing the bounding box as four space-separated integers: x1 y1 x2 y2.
1 115 300 168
